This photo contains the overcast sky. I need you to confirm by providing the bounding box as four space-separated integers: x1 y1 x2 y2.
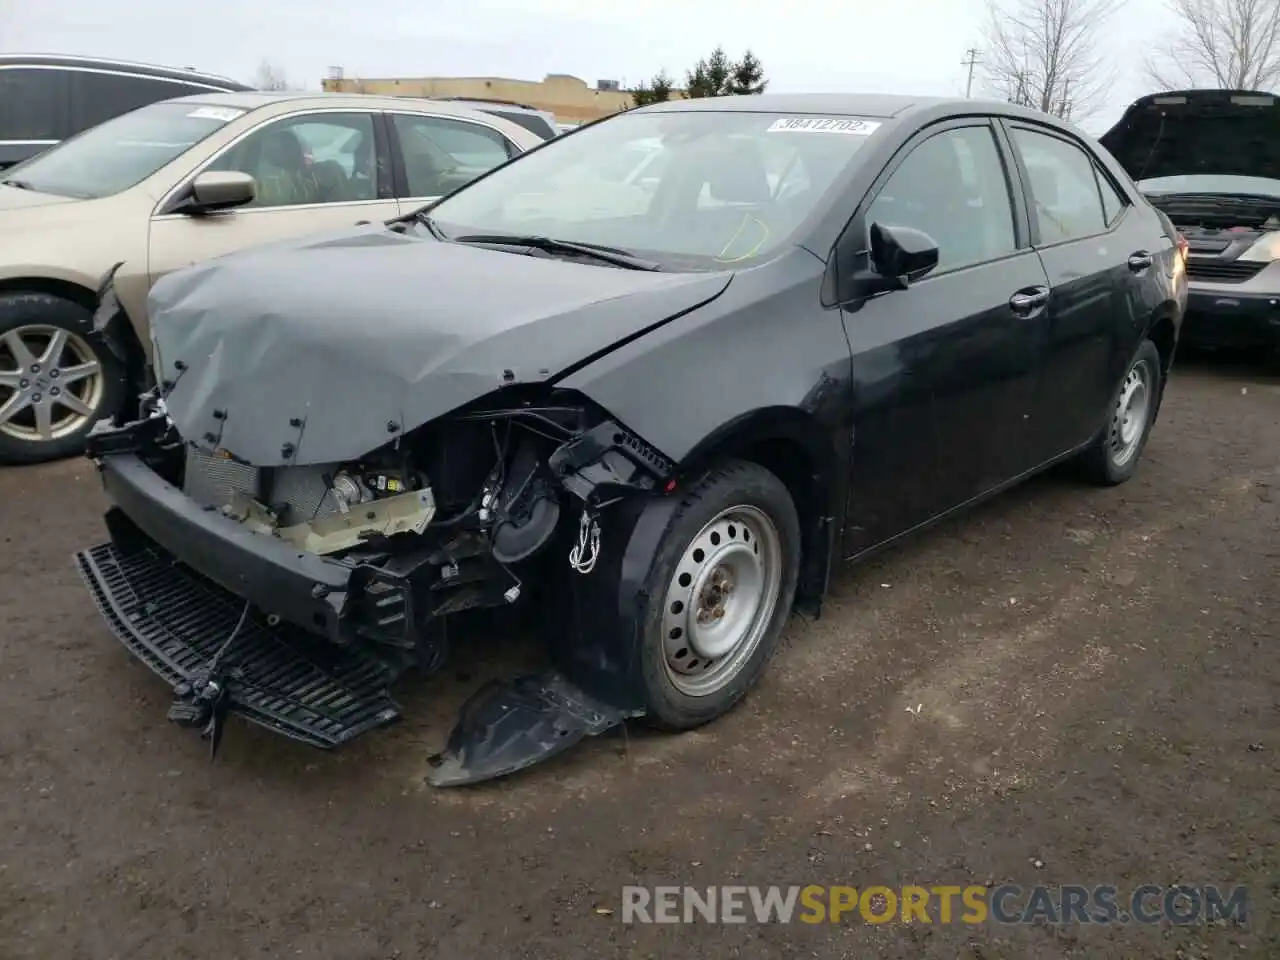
4 0 1167 134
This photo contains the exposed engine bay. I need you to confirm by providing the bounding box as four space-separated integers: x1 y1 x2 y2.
78 384 676 783
1144 193 1280 282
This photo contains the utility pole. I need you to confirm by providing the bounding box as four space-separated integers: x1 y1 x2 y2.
961 48 981 97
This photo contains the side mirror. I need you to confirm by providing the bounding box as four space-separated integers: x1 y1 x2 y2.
179 171 256 215
868 221 939 285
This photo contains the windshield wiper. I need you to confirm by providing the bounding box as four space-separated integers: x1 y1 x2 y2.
452 234 662 271
1 178 34 191
385 207 447 239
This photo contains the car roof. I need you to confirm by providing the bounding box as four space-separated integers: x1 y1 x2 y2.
157 91 546 146
0 53 249 90
636 92 1081 128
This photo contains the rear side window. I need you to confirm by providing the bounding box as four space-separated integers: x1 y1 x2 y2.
392 114 517 197
1011 128 1108 244
0 68 72 140
482 108 556 140
69 71 217 130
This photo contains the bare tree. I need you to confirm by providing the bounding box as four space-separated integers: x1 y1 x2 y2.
981 0 1126 121
253 59 290 91
1144 0 1280 89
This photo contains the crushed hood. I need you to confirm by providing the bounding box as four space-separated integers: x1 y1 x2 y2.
1100 89 1280 182
149 225 731 466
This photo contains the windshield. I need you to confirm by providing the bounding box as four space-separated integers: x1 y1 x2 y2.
1 101 245 199
1138 173 1280 197
426 111 881 269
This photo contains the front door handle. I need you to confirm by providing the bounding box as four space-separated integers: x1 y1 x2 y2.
1127 251 1154 271
1009 286 1050 314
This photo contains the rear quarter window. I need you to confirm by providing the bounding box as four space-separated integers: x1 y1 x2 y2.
484 109 556 140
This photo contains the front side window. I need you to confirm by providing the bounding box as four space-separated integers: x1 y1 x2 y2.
866 125 1017 273
392 114 516 199
427 110 880 269
1 100 242 198
1012 128 1108 244
0 68 71 141
207 112 378 207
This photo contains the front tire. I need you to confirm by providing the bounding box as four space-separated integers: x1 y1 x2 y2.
637 459 801 731
0 292 126 465
1076 338 1162 486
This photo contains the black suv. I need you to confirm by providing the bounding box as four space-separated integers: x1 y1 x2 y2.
0 54 251 169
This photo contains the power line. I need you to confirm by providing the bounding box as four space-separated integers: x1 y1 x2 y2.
962 48 981 97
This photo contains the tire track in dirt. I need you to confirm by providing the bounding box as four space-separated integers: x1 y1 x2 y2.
798 465 1277 815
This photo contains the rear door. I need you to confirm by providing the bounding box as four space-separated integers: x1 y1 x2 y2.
147 110 398 294
1004 122 1151 464
840 119 1050 552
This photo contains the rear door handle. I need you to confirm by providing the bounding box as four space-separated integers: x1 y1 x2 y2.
1127 251 1154 271
1009 286 1050 314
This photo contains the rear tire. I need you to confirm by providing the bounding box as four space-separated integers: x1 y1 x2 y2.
1075 338 1162 486
636 459 801 731
0 292 126 465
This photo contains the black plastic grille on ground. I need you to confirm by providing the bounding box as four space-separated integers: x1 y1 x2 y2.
75 542 401 748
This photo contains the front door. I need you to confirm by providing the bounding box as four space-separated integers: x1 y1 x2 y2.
841 121 1050 554
147 111 398 308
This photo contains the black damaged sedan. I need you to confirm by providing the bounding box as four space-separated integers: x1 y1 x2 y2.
79 94 1186 785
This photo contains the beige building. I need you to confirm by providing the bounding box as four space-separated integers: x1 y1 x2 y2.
320 72 682 124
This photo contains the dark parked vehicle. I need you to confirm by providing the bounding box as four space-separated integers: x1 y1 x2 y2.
76 94 1186 785
0 54 250 169
1102 89 1280 351
423 97 559 140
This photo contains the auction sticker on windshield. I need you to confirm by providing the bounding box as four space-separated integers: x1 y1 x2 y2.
766 117 882 135
186 106 245 123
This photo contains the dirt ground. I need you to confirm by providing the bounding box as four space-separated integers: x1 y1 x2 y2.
0 352 1277 960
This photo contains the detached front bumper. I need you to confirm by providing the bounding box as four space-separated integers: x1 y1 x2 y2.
1184 285 1280 349
75 453 402 748
95 453 353 638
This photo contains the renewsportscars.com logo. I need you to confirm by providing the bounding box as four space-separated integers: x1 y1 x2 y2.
620 884 1250 926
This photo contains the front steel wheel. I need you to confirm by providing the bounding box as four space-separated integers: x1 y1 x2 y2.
661 504 784 698
639 459 801 730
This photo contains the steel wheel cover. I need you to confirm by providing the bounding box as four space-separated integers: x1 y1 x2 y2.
661 504 784 698
1108 360 1152 468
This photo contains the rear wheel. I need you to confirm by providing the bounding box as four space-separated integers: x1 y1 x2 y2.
637 460 800 730
1075 338 1162 486
0 292 126 464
